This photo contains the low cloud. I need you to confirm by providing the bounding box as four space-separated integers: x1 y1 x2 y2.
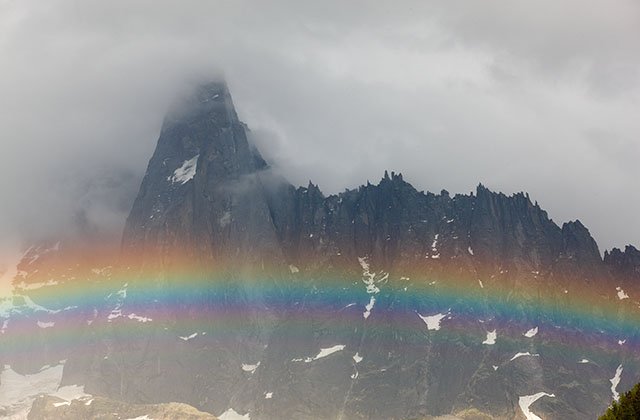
0 0 638 254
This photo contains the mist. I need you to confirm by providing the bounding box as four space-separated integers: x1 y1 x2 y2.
1 0 639 259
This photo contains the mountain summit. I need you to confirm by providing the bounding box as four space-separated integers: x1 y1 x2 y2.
123 81 278 265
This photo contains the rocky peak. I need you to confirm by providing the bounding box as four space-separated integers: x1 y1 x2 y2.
561 220 602 263
469 183 563 269
605 245 640 280
122 80 279 265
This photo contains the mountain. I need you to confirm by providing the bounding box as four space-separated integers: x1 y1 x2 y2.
1 80 639 420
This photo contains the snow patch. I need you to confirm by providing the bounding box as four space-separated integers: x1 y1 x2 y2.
0 364 63 412
358 257 381 319
0 363 88 418
524 327 538 338
37 321 55 329
219 408 251 420
358 257 380 294
179 333 199 341
169 155 199 185
417 312 448 331
52 384 88 402
116 283 128 299
107 309 122 321
20 295 60 314
242 362 260 373
468 246 474 255
431 234 439 251
126 313 153 323
288 264 299 274
15 279 59 291
363 296 375 319
353 353 363 364
510 352 540 362
483 330 497 345
309 345 345 361
478 279 484 289
518 392 555 420
264 392 273 399
578 359 590 364
295 345 346 363
219 211 232 228
616 287 629 300
610 364 623 401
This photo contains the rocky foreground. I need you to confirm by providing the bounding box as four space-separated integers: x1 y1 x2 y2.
28 395 217 420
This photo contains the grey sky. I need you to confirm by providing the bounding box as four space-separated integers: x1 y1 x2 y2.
1 0 639 259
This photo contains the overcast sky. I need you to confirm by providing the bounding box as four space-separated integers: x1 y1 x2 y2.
1 0 639 262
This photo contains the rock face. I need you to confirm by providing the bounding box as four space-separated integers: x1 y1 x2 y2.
123 81 280 267
605 245 640 281
113 81 640 419
2 80 639 420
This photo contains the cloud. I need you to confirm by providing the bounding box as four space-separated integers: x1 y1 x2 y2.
0 0 639 254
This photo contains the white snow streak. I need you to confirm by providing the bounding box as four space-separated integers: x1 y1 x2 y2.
179 332 198 341
363 296 375 319
482 330 497 345
524 327 538 338
518 392 555 420
126 313 153 323
431 234 439 251
311 345 345 361
358 257 381 319
169 155 199 185
610 364 623 401
242 362 260 374
510 352 540 362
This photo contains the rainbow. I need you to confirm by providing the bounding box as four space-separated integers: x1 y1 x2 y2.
2 246 639 377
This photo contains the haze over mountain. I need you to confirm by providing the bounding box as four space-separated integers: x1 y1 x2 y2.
1 81 639 419
1 1 640 259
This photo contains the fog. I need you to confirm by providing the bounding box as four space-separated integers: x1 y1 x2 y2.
1 0 639 260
